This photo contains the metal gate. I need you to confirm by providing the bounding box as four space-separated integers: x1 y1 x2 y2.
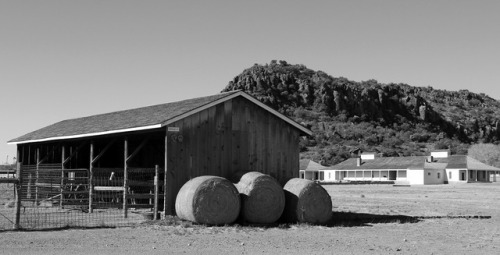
0 169 17 230
0 164 160 230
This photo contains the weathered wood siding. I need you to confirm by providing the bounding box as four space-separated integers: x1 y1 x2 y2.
165 97 300 214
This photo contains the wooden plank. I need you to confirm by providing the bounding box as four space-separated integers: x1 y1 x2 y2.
213 104 225 177
199 109 209 176
15 162 22 230
247 101 256 172
260 105 270 173
123 138 129 218
269 110 277 178
60 145 65 208
89 142 94 213
223 100 233 178
190 112 200 178
35 148 40 204
230 99 241 175
154 165 159 220
207 106 217 176
239 101 250 173
94 186 125 191
163 129 169 215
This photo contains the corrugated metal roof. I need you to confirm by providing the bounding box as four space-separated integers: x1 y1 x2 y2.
8 91 312 144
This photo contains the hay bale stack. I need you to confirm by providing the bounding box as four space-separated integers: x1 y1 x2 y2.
234 172 285 224
281 178 332 224
175 176 240 225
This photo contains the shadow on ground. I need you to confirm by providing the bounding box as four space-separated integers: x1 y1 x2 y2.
325 212 421 227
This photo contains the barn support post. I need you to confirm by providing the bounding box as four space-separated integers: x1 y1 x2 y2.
163 129 169 216
60 145 65 208
14 161 22 230
35 147 40 205
26 145 32 200
154 165 159 220
89 142 94 213
14 146 20 200
123 138 129 218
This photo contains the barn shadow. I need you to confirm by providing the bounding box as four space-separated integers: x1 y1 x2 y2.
242 212 421 229
324 211 421 227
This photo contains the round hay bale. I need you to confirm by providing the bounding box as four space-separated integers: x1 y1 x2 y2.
281 178 332 224
175 176 240 225
235 172 285 224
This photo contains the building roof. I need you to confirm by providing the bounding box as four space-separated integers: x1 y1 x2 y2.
332 156 426 170
299 159 330 171
8 90 312 144
465 157 500 171
331 155 500 171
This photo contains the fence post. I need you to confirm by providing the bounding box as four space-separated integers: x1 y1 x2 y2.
123 138 128 218
14 163 22 230
154 165 159 220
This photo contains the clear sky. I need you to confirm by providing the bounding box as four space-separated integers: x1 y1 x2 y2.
1 0 499 164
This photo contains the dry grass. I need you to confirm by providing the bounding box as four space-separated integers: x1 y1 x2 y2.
324 182 500 218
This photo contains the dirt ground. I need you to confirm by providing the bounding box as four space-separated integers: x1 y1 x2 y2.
2 183 500 254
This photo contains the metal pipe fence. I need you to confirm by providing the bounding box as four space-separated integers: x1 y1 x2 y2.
0 164 162 231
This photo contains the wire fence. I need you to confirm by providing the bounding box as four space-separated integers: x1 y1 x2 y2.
0 164 162 231
0 168 17 229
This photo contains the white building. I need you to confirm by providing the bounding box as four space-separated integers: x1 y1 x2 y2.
300 151 500 185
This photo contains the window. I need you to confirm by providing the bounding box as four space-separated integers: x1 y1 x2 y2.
428 172 431 176
449 172 452 179
437 172 441 179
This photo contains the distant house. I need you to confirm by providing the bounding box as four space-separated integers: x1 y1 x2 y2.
299 159 331 181
301 150 500 185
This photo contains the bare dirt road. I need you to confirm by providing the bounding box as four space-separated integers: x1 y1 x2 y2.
2 183 499 254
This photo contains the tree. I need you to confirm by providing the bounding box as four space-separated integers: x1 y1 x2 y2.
467 143 500 167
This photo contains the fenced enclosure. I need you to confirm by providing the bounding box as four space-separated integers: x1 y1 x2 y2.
0 168 17 229
0 164 162 231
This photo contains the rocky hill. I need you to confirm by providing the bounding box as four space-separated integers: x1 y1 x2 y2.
222 60 500 165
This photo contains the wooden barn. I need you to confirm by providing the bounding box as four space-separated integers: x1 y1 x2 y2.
8 90 312 216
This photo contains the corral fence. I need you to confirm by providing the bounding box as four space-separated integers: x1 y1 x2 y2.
0 164 162 231
0 168 17 229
